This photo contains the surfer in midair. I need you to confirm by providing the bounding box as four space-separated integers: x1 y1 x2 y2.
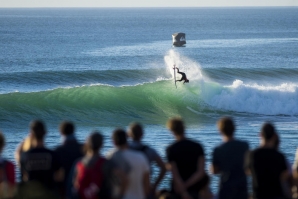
174 66 189 84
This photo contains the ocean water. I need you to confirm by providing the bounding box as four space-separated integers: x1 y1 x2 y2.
0 7 298 192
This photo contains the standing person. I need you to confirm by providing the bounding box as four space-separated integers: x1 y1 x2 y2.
19 120 63 196
107 129 150 199
128 122 166 196
246 122 289 199
72 132 108 199
210 117 249 199
55 121 84 198
0 132 16 198
166 117 207 199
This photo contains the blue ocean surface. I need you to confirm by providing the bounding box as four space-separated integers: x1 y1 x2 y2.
0 7 298 192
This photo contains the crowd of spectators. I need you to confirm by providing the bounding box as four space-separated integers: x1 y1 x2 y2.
0 117 297 199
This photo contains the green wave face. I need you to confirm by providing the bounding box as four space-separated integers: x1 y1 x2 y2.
0 80 202 126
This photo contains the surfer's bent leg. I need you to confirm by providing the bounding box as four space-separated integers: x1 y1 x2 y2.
176 77 183 82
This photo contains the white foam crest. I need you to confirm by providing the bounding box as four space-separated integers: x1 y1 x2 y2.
164 50 204 81
229 80 297 92
201 79 298 115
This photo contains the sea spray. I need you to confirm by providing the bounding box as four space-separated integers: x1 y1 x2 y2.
163 50 298 116
164 50 204 81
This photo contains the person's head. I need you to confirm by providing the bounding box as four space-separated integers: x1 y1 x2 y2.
260 122 277 146
84 131 103 154
167 117 185 137
30 120 46 142
59 121 75 136
0 132 5 153
112 128 127 147
128 122 143 141
217 117 235 138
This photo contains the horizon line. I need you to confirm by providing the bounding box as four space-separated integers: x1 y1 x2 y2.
1 6 298 9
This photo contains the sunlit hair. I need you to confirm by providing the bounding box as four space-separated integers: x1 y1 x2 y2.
217 117 235 137
167 117 185 135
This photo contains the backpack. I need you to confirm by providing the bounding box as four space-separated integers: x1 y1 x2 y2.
130 144 150 161
74 157 106 199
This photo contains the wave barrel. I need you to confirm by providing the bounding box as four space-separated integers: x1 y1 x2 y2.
172 32 186 47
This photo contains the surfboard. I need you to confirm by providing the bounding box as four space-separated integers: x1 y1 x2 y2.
173 66 177 88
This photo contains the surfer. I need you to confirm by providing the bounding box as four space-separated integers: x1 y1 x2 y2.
174 67 189 84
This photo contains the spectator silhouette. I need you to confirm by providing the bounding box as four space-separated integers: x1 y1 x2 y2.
128 122 166 196
55 121 84 198
19 120 63 197
210 117 249 199
72 132 108 199
166 118 208 199
107 129 150 199
246 122 289 199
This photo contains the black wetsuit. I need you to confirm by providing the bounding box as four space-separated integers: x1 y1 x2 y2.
176 68 188 83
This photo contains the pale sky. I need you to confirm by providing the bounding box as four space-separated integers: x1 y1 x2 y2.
0 0 298 8
0 0 297 7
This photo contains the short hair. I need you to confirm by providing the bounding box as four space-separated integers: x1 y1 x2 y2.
30 120 46 141
112 129 127 146
85 131 103 152
260 122 276 141
60 121 75 136
217 117 235 137
167 118 185 135
0 132 5 152
129 122 143 141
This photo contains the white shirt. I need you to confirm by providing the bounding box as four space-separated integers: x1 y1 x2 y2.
107 149 150 199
